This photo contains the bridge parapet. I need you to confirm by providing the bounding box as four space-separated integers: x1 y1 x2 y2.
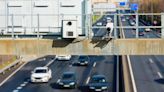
0 38 164 55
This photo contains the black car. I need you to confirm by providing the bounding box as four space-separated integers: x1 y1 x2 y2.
57 72 77 88
88 75 108 91
77 56 89 66
139 30 144 36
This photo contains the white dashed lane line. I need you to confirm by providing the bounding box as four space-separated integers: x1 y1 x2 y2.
17 86 22 90
12 80 29 92
86 77 90 84
157 72 163 78
13 89 19 92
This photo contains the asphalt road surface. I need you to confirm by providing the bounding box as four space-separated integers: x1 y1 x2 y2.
0 55 116 92
121 16 164 92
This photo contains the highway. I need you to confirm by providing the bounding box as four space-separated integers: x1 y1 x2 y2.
121 16 160 38
120 16 164 92
0 55 116 92
92 14 115 37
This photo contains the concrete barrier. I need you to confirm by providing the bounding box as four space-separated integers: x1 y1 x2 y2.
0 38 164 55
115 39 164 55
0 38 114 55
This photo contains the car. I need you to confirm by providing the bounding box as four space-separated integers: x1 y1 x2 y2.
106 17 112 22
57 72 77 88
30 67 52 83
129 20 136 26
126 16 130 20
88 75 108 91
122 17 126 21
139 30 144 36
77 56 89 66
96 22 102 26
56 55 71 60
145 28 151 32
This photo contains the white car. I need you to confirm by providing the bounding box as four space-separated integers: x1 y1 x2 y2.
31 67 52 83
129 20 136 26
106 17 112 22
96 22 102 26
145 28 151 32
56 55 71 60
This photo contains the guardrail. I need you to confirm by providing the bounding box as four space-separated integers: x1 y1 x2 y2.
0 60 21 74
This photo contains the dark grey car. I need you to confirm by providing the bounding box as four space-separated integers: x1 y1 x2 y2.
88 75 108 91
77 56 89 66
57 72 77 88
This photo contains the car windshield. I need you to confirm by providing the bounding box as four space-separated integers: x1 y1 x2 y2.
35 69 47 73
91 77 106 83
79 56 88 60
62 74 74 79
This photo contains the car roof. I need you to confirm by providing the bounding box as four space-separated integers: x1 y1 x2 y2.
34 67 48 70
63 72 75 75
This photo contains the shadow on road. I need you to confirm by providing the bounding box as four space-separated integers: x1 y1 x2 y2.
52 39 75 47
155 79 164 84
90 37 112 49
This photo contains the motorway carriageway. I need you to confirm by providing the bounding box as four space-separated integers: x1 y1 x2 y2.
0 55 116 92
121 18 164 92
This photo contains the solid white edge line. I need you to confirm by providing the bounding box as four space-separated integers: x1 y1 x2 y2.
86 77 90 84
127 55 137 92
93 62 96 67
157 72 163 78
0 62 27 87
120 15 137 92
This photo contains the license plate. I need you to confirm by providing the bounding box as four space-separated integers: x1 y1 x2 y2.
95 89 101 91
64 85 70 87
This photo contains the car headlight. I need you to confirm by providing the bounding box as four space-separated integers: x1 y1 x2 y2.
101 86 107 89
31 76 35 80
89 86 95 89
69 82 75 85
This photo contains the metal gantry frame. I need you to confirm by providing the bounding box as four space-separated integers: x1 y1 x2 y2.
91 13 163 39
0 13 164 39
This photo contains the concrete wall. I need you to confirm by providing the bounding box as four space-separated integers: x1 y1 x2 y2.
0 38 114 55
115 39 164 55
0 0 89 35
0 39 164 55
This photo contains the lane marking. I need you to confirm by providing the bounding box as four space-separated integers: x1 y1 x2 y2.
93 62 96 67
0 62 27 87
157 72 163 78
24 81 29 84
127 55 137 92
13 90 19 92
148 58 154 63
86 77 90 84
20 83 26 87
17 86 22 90
120 15 137 92
45 58 56 67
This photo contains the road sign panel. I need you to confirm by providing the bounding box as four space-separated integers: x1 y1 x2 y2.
130 4 138 11
120 2 126 6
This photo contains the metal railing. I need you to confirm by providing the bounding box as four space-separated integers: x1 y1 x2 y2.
0 13 163 39
0 59 21 74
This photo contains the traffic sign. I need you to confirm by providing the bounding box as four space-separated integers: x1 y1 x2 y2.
120 2 126 6
130 4 138 11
